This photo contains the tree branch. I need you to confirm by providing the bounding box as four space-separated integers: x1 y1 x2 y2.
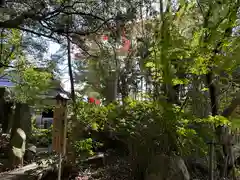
0 0 68 29
17 27 61 42
62 11 106 21
0 11 43 28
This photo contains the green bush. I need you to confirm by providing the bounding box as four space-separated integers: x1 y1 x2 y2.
74 138 103 158
71 98 229 176
30 125 52 147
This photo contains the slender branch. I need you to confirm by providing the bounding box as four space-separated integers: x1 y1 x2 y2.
0 11 43 28
16 27 60 42
0 1 68 29
18 17 113 43
69 37 98 58
67 36 75 103
196 0 204 16
66 0 76 104
62 11 106 21
63 17 114 35
179 94 189 112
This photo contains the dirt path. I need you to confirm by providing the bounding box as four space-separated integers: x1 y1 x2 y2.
0 163 39 180
0 155 51 180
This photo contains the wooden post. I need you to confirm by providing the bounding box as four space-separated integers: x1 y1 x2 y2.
58 153 62 180
52 94 69 180
208 141 214 180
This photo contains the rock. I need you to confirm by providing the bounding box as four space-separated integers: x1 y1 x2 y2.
27 144 37 153
145 154 190 180
184 157 208 179
39 168 57 180
233 144 240 164
24 144 37 163
82 153 105 168
39 164 79 180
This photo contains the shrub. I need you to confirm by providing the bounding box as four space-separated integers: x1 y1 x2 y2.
30 125 52 147
71 98 229 177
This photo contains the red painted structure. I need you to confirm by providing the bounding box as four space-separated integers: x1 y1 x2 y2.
88 97 100 105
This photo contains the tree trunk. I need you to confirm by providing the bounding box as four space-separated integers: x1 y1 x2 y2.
2 102 13 133
0 87 14 133
206 72 232 177
191 75 210 118
119 72 129 101
206 72 218 116
104 71 118 104
7 103 15 133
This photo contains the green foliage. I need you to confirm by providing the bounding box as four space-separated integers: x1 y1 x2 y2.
2 0 240 176
68 98 231 178
72 98 230 161
74 138 103 157
1 29 22 66
30 122 52 147
12 68 52 103
76 101 108 130
1 27 54 104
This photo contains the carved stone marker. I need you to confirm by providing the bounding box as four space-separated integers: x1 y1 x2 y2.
10 128 26 167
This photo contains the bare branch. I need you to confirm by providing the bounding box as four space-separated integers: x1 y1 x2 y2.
17 27 61 42
62 11 106 21
0 10 44 28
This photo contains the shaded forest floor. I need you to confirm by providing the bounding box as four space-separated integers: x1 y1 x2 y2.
0 153 130 180
2 135 240 179
2 152 240 180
